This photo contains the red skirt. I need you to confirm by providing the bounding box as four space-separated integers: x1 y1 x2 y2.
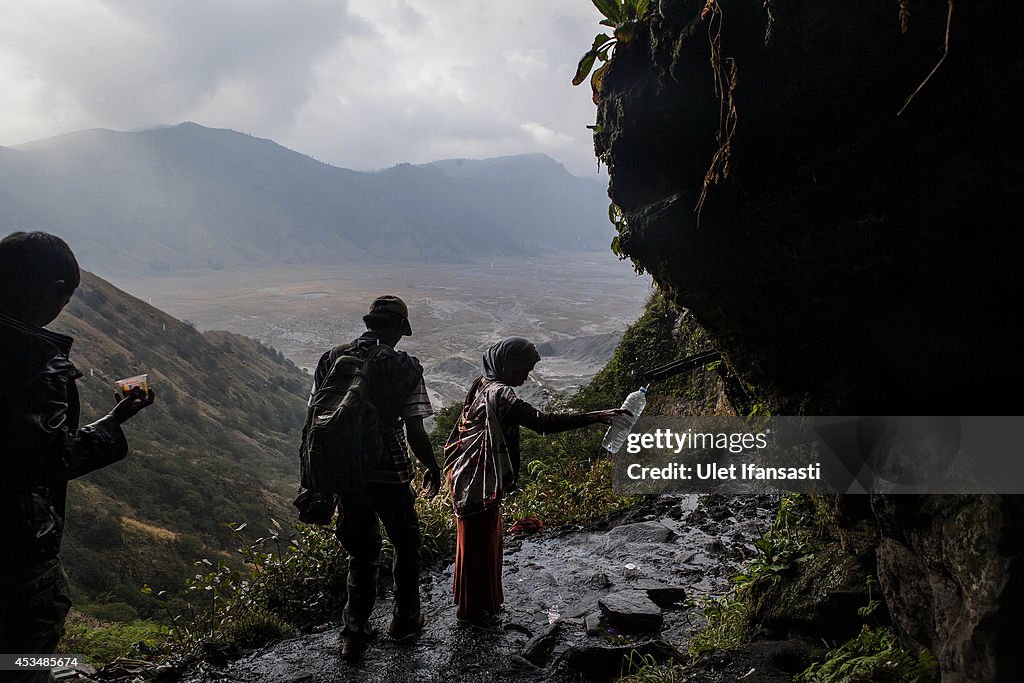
453 505 503 619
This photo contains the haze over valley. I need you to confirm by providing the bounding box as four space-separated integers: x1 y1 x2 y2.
109 252 652 410
0 120 653 407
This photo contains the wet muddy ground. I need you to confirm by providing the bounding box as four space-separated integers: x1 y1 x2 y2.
171 494 777 683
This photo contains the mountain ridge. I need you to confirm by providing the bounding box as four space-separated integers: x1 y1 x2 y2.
0 122 610 277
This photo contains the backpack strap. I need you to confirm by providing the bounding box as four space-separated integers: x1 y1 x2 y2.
355 340 391 369
322 340 388 387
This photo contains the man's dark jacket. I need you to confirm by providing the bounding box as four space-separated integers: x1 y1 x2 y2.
0 311 127 581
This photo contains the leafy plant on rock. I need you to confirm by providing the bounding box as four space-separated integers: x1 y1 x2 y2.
732 494 812 592
795 625 939 683
572 0 650 103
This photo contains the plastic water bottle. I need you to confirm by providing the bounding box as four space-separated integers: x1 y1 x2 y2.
602 386 648 453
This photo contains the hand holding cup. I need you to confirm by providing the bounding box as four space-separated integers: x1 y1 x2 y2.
110 373 156 424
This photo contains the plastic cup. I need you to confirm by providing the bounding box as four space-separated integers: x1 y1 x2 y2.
115 373 149 396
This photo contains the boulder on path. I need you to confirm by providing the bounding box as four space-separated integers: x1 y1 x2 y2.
635 581 688 608
598 590 663 632
606 521 675 544
521 621 562 668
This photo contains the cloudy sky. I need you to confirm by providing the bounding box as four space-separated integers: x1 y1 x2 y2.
0 0 612 176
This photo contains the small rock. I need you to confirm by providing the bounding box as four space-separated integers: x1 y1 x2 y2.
200 642 241 666
635 582 688 608
506 654 539 671
152 665 181 682
607 521 675 544
568 600 598 618
598 590 664 632
584 612 603 634
521 621 562 667
709 505 731 521
536 570 558 586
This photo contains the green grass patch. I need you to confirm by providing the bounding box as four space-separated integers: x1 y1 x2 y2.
618 650 686 682
687 594 751 659
59 613 168 667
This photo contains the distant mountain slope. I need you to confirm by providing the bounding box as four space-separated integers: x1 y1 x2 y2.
50 271 310 614
0 123 610 276
535 332 623 364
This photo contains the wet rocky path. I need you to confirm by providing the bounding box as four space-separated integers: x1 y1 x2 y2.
180 494 776 683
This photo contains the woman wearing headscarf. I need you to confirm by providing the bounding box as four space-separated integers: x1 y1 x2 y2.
444 336 626 629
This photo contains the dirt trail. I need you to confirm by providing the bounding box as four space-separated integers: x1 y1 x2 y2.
178 495 776 682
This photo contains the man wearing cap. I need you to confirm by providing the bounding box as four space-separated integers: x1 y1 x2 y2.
309 295 440 660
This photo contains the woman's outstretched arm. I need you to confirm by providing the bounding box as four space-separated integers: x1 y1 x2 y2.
505 400 623 435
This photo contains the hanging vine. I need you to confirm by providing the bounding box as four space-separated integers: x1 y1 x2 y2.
695 0 739 223
897 0 955 116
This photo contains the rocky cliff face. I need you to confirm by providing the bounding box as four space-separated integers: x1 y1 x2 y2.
597 0 1022 413
593 1 1023 679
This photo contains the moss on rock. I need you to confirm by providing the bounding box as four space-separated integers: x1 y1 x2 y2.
749 543 877 641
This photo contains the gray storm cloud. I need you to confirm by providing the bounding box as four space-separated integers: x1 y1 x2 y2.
0 1 606 175
1 0 356 131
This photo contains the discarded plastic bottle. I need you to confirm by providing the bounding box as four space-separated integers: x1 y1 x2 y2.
602 386 648 453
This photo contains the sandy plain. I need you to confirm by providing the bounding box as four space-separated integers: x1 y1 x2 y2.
107 251 654 408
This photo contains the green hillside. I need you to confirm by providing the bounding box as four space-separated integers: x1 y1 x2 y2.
51 271 310 617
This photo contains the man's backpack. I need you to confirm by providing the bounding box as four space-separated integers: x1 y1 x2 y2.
295 341 389 522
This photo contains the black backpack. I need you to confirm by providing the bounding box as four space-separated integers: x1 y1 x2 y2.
294 341 389 523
